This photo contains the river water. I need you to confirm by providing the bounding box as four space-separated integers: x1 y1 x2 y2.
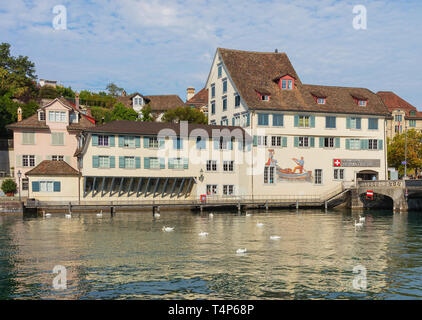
0 209 421 300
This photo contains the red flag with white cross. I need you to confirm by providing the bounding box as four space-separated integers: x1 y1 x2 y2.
333 159 341 167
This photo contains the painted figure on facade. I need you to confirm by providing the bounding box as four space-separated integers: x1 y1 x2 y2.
266 150 313 182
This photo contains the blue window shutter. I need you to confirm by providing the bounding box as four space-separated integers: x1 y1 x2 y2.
294 137 299 147
109 135 115 147
53 181 61 192
335 137 340 148
214 138 219 150
32 181 40 192
135 157 141 169
253 136 258 146
118 135 124 147
109 156 115 168
159 138 165 149
378 139 383 150
232 117 235 126
345 139 350 150
360 139 366 150
135 136 140 148
319 137 324 147
92 156 99 168
310 116 315 128
356 118 361 129
184 158 189 169
246 113 250 127
168 158 174 169
144 157 150 169
294 115 299 127
282 137 287 147
160 158 165 169
144 136 150 148
229 139 233 150
346 118 351 129
92 134 98 146
310 137 315 147
119 156 125 168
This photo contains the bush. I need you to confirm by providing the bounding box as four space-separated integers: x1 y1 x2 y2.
1 179 17 194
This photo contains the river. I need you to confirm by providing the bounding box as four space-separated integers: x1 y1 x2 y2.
0 209 421 299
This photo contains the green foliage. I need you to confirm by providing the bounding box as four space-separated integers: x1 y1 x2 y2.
1 178 17 194
79 89 117 108
90 106 112 123
140 104 154 122
106 82 123 97
162 106 208 124
387 129 422 176
111 103 139 121
39 85 59 99
56 86 75 98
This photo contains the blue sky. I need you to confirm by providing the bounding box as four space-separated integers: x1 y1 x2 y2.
1 0 421 108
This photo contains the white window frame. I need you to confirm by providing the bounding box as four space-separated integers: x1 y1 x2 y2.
298 136 309 147
223 160 234 172
315 169 323 185
334 168 344 180
206 160 217 172
206 184 218 196
349 139 360 150
223 185 235 196
99 156 110 168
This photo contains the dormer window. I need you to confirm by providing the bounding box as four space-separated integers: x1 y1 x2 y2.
281 79 293 90
317 97 326 104
358 100 367 106
39 111 46 121
256 89 271 101
261 95 270 101
133 97 142 105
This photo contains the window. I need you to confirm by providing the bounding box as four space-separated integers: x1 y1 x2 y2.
368 139 378 150
349 117 361 129
281 79 293 90
149 157 160 169
234 114 241 126
223 185 234 196
48 111 66 122
174 138 183 150
299 115 310 128
334 169 344 180
256 136 268 146
223 79 227 93
173 158 184 169
273 114 284 127
22 178 29 191
222 96 227 111
409 120 416 127
395 125 402 133
317 97 326 104
271 136 282 147
359 100 367 106
211 84 215 98
395 115 403 122
211 101 215 115
98 135 109 146
124 156 135 169
349 139 360 150
368 118 378 130
51 132 64 146
210 120 216 125
264 166 275 184
148 137 159 148
22 155 35 167
261 95 270 101
196 136 206 149
218 64 222 78
298 136 309 147
324 137 335 148
99 156 110 168
133 97 142 105
22 132 35 145
258 113 269 126
315 169 322 184
223 161 234 172
235 94 240 107
325 116 336 129
124 136 135 148
52 155 64 161
207 184 218 195
221 117 228 126
241 113 249 127
206 160 217 172
39 111 46 121
40 181 54 192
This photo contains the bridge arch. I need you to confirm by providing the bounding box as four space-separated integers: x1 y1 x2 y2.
358 192 393 209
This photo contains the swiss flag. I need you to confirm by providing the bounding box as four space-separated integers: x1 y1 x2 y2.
333 159 342 167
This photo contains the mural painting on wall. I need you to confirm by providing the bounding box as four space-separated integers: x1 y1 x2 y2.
266 149 313 182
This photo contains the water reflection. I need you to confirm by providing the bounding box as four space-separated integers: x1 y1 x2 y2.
0 209 421 299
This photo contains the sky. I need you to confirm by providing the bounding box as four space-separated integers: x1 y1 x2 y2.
1 0 421 108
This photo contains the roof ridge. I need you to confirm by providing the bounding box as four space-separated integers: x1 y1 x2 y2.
218 47 287 55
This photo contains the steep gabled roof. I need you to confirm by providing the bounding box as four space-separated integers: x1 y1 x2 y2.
377 91 421 118
144 95 184 112
26 160 79 176
218 48 389 116
186 88 208 108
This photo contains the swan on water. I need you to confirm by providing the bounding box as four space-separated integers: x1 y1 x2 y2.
65 213 72 219
236 248 247 254
198 232 209 237
270 236 281 240
42 210 51 218
257 222 264 227
246 213 252 217
209 213 214 218
359 215 366 223
96 210 103 217
154 213 161 218
162 226 174 232
354 220 363 228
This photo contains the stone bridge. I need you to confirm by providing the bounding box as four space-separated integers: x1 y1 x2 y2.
352 180 409 211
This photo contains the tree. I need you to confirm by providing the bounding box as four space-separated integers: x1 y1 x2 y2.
162 106 208 124
1 178 17 195
106 82 124 97
387 129 422 176
110 103 138 121
56 86 75 98
140 104 154 122
91 106 112 123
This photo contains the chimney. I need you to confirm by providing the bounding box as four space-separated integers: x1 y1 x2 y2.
186 87 195 102
17 107 22 122
122 89 127 97
75 92 80 110
275 49 278 53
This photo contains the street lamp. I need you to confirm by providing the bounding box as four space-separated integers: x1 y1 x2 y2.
17 170 21 201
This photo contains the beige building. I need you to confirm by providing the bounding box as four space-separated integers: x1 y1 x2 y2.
377 91 422 139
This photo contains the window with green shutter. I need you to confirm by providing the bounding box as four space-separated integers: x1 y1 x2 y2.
92 134 98 146
273 114 284 127
144 157 151 169
368 118 378 130
32 181 40 192
53 181 61 192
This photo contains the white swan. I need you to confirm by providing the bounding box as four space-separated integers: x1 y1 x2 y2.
270 236 281 240
198 232 209 237
209 213 214 218
65 213 72 219
154 213 161 218
257 222 264 227
162 226 174 232
42 210 51 218
355 220 363 228
359 215 366 223
236 248 247 254
96 210 103 217
246 213 252 217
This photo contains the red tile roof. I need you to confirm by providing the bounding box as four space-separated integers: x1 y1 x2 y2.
377 91 422 118
26 160 79 176
186 88 208 108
